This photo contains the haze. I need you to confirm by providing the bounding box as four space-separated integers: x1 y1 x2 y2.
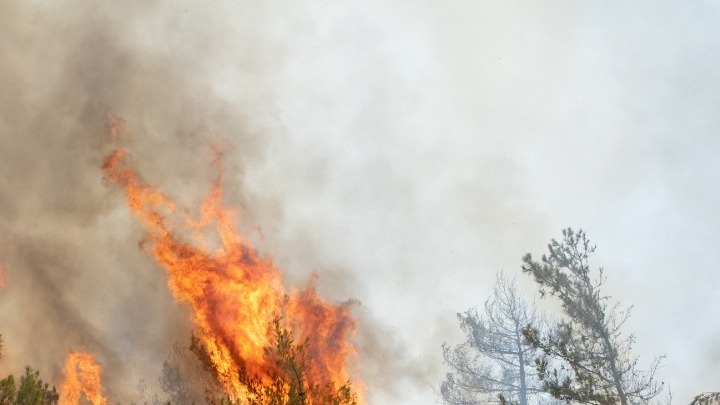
0 1 717 404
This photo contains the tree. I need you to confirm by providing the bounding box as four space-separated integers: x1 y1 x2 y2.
0 367 59 405
191 318 358 405
521 228 665 405
690 393 720 405
159 348 199 405
15 367 59 405
0 335 58 405
441 272 555 405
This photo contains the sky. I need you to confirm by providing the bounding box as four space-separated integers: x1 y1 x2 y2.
0 1 719 404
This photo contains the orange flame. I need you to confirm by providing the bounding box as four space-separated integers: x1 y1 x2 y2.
102 116 358 400
58 351 107 405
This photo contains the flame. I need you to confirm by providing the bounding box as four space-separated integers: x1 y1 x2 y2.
58 351 107 405
102 115 359 401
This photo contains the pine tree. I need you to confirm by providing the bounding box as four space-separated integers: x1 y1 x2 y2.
192 318 357 405
0 335 59 405
522 228 664 405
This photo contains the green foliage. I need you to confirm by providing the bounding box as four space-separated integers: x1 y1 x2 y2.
499 393 520 405
0 367 58 405
691 392 720 405
194 318 357 405
235 318 357 405
522 228 664 405
0 375 16 405
16 367 59 405
0 334 59 405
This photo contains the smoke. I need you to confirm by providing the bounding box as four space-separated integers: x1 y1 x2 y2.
2 1 719 404
0 0 291 401
0 0 580 401
0 1 438 401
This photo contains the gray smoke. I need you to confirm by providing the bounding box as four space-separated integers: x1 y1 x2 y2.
2 1 720 404
0 1 436 402
0 0 287 401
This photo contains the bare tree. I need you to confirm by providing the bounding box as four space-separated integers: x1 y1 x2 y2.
441 272 554 405
522 228 665 405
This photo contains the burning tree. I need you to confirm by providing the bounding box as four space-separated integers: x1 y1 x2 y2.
193 318 357 405
521 228 665 405
102 115 360 403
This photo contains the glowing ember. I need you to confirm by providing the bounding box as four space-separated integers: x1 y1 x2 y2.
102 115 359 401
58 351 107 405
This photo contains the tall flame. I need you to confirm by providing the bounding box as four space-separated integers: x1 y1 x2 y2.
58 351 107 405
102 115 358 400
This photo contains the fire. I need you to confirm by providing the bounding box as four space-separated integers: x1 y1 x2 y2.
58 351 107 405
102 115 359 401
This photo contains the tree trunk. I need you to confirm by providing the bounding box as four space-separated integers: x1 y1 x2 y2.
516 330 528 405
602 331 627 405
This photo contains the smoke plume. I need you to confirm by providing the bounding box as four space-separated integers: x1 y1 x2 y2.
0 0 308 401
0 1 438 402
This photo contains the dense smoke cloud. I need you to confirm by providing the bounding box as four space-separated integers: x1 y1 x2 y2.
2 1 720 404
0 1 434 402
0 0 289 401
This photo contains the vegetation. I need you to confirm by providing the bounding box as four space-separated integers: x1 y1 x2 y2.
191 318 357 405
691 393 720 405
441 272 555 405
438 228 702 405
0 335 59 405
521 228 665 405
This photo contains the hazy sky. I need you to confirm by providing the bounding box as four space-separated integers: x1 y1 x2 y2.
1 1 718 404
